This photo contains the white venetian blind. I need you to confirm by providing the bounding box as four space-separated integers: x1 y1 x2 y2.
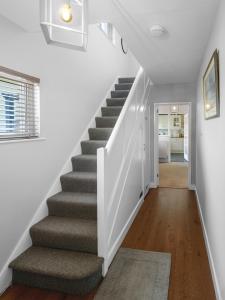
0 67 40 140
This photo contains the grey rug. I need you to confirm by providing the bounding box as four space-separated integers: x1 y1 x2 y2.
94 248 171 300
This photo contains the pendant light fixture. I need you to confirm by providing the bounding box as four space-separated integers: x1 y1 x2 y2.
40 0 88 51
60 2 73 23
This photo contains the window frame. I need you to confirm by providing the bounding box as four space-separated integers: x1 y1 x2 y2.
0 66 40 141
99 22 116 45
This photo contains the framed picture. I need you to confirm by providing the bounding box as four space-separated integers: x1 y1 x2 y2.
203 49 220 120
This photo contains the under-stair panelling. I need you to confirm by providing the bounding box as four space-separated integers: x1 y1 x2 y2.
9 77 135 295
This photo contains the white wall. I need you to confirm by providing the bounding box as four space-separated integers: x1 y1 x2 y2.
196 1 225 298
149 83 196 184
0 14 138 288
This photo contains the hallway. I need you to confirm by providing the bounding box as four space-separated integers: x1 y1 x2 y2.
1 188 215 300
123 188 215 300
159 163 188 188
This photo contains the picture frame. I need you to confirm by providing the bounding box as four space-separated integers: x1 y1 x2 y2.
203 49 220 120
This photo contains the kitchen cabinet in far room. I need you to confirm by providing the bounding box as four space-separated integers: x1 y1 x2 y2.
171 138 184 153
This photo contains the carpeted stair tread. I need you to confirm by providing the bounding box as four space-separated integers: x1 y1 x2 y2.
81 140 107 154
61 172 97 193
10 246 103 280
115 83 132 90
111 90 129 98
118 77 135 84
106 98 126 107
101 107 123 117
72 155 97 172
47 192 97 219
30 216 97 254
95 117 118 128
88 128 112 140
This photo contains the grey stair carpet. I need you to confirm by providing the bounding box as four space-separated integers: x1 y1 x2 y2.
81 140 107 154
88 128 113 140
9 77 135 295
101 106 123 117
119 77 135 84
10 247 103 295
106 98 126 106
95 117 118 128
30 216 97 254
111 90 129 98
72 155 97 172
48 192 97 219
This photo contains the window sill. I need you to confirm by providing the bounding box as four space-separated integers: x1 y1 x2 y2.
0 137 46 145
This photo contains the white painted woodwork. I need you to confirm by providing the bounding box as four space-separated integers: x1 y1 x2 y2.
97 67 151 275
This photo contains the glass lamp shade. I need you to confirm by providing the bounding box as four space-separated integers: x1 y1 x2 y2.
40 0 88 51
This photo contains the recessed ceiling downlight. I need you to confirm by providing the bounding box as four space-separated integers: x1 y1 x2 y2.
150 25 167 37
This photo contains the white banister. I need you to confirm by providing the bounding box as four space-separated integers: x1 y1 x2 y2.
97 67 151 275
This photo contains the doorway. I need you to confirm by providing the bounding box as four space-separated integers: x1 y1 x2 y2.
154 103 192 189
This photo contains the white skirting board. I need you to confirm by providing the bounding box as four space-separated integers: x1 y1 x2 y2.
194 187 222 300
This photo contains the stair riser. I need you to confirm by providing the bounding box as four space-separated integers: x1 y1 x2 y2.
106 99 126 106
88 129 112 140
72 157 97 172
12 269 102 296
81 141 106 154
119 77 135 84
30 229 97 254
115 84 132 90
95 117 117 128
101 107 122 117
111 90 129 98
61 176 97 193
48 202 97 219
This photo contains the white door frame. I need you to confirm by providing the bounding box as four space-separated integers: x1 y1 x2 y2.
143 102 151 195
153 102 192 189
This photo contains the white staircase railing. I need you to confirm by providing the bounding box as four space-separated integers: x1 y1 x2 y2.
97 67 151 275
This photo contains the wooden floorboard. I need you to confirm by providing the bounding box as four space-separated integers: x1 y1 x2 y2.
0 188 215 300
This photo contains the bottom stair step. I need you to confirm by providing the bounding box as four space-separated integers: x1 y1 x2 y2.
9 246 103 295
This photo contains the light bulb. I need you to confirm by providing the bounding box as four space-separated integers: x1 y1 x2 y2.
60 3 73 23
172 106 177 111
206 103 211 111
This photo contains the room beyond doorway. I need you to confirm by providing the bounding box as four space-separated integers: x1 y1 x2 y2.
154 103 192 189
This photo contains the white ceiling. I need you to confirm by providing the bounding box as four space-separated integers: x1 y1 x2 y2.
116 0 220 84
0 0 220 84
0 0 40 32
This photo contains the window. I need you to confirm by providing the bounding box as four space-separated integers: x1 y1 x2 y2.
99 23 116 45
0 67 40 140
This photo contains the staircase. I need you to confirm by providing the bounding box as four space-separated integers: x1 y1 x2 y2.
9 77 135 295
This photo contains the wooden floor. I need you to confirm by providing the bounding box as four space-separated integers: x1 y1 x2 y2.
0 188 215 300
159 163 188 189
